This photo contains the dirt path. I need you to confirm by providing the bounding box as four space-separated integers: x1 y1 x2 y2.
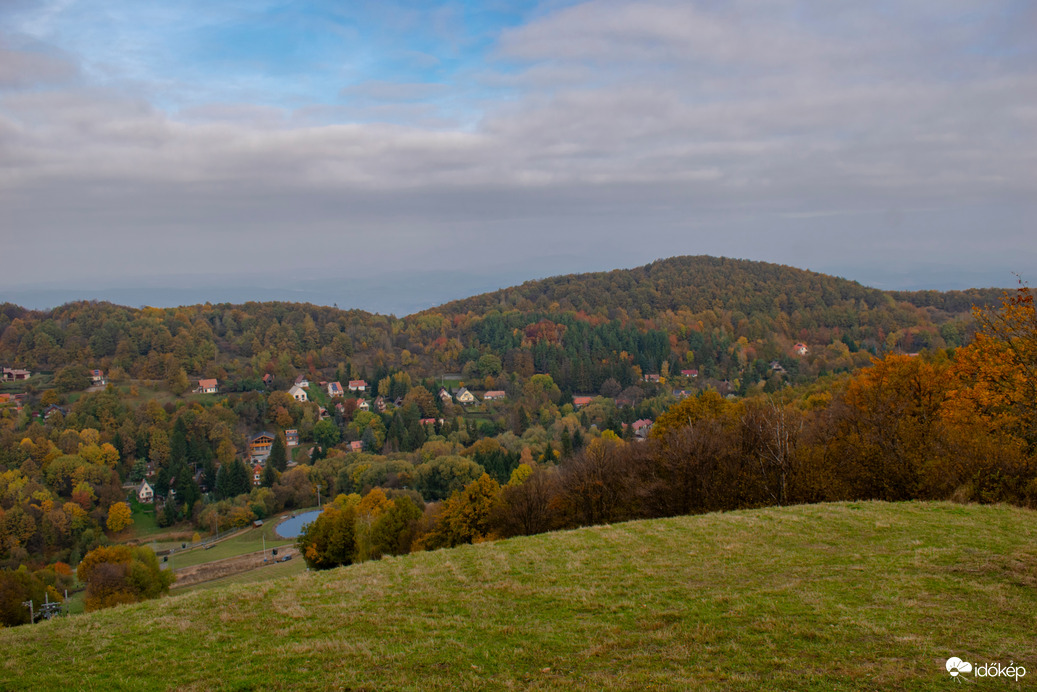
170 546 300 589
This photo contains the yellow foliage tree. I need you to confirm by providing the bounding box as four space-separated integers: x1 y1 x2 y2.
651 390 732 439
949 286 1037 450
106 501 133 533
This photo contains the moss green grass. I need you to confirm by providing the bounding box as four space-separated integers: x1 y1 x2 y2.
3 502 1035 690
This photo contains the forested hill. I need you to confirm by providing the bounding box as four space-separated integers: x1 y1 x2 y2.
418 256 1004 389
433 256 1002 321
0 256 1007 395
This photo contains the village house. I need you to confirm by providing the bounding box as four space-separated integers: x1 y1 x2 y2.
262 373 274 386
643 374 661 383
288 384 308 402
285 429 299 447
348 379 368 392
2 367 31 381
632 419 653 439
455 388 476 405
438 387 452 403
374 396 386 412
252 463 264 487
794 343 809 356
349 440 363 453
138 480 154 503
483 390 506 401
680 369 699 378
43 404 66 420
572 395 594 409
327 381 344 398
248 432 275 461
356 398 370 412
197 378 218 394
294 375 310 389
90 369 106 385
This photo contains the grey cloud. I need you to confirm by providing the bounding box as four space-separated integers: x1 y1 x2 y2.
0 34 79 88
1 1 1034 294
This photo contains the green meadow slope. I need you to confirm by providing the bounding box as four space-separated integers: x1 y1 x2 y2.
2 502 1035 691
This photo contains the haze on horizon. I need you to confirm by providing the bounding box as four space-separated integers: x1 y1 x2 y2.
1 0 1034 312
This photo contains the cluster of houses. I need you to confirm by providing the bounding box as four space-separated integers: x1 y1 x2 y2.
0 392 26 412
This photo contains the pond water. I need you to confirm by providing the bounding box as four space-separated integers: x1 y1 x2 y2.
275 510 322 538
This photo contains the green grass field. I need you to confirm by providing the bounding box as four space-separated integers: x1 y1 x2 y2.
127 500 163 537
164 517 301 569
3 502 1035 690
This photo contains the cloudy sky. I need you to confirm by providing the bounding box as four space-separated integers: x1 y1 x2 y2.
1 0 1034 312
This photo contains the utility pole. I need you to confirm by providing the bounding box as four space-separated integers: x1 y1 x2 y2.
22 600 34 624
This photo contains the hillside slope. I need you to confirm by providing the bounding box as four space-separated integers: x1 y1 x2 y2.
2 502 1035 690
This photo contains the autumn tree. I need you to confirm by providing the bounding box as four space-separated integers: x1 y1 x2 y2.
298 505 357 570
106 501 133 533
950 285 1037 450
424 473 501 549
741 396 804 506
77 545 173 612
496 464 558 537
414 455 485 501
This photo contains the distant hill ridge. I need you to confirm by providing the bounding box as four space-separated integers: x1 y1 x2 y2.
0 255 1007 390
431 255 1004 318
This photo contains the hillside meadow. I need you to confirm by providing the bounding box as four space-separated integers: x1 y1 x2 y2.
2 501 1035 690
